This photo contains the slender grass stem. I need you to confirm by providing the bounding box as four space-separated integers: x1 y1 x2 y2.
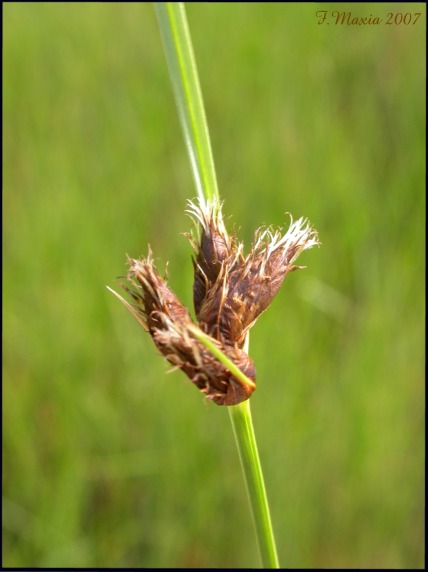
154 2 219 202
191 328 279 568
154 3 279 567
229 401 280 568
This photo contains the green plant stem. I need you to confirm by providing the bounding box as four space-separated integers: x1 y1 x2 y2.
154 3 279 567
154 2 219 202
193 327 279 568
229 401 280 569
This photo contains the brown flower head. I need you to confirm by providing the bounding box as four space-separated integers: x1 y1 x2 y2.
109 198 319 406
187 198 320 347
108 250 256 406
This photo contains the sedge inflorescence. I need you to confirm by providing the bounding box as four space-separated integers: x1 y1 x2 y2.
110 198 319 406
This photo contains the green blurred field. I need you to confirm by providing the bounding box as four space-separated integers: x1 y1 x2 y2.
3 2 425 568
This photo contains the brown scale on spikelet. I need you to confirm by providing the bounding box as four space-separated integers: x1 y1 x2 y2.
109 197 319 406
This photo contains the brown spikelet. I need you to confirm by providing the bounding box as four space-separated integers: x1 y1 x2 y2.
111 249 256 406
187 199 320 347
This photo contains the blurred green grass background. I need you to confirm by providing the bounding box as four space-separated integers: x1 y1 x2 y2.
3 2 425 568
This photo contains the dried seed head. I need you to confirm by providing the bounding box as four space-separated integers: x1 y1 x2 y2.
188 199 320 346
221 216 320 344
110 198 319 407
110 250 256 406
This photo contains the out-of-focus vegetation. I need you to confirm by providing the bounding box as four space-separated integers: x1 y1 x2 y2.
3 2 425 568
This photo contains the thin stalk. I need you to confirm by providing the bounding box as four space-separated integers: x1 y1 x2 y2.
191 327 279 568
229 401 279 568
154 3 279 567
154 2 219 202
